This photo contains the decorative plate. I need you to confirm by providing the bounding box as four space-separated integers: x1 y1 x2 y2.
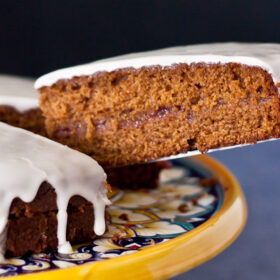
0 155 247 280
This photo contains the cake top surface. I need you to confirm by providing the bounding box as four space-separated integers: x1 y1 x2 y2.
35 42 280 88
0 75 37 98
0 75 38 111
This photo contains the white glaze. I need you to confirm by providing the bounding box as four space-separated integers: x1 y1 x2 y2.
0 122 110 260
0 96 38 112
35 42 280 88
0 75 39 111
0 75 38 98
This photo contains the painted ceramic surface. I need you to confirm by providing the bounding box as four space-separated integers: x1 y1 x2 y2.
0 159 223 277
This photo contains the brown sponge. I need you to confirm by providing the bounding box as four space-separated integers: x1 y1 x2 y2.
38 63 280 167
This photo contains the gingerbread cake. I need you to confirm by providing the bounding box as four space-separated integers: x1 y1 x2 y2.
36 43 280 167
0 120 110 259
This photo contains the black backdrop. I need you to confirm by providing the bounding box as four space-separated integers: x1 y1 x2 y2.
1 2 280 280
1 0 280 77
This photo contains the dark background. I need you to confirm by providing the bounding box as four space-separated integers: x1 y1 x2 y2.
1 1 280 279
1 0 280 78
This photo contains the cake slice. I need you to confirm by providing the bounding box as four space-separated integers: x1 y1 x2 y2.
36 43 280 167
0 122 110 259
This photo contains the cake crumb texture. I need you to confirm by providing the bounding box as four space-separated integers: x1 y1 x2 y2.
39 63 280 167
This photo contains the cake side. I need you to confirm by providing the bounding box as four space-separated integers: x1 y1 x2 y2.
6 182 105 258
105 161 171 190
39 63 280 167
34 42 280 88
0 106 46 136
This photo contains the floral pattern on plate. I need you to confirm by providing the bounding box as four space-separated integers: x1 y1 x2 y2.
0 159 223 277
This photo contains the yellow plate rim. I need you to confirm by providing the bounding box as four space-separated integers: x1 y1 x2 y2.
7 155 247 280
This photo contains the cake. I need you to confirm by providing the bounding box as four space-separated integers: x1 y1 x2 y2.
35 43 280 167
0 121 110 259
0 96 45 135
0 106 45 136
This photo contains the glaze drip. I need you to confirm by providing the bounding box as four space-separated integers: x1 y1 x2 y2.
0 122 110 260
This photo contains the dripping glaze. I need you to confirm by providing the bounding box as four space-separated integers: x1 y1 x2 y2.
0 121 110 260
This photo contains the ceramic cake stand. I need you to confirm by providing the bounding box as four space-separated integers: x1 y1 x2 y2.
0 155 247 280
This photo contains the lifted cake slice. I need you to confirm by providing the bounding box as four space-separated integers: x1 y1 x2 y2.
36 43 280 167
